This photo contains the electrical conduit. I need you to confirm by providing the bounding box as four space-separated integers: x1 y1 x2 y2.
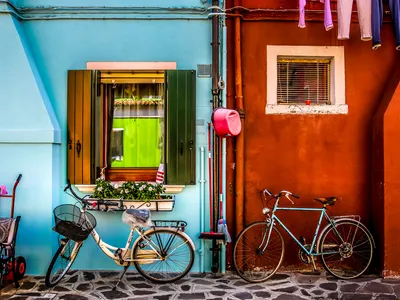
0 0 216 21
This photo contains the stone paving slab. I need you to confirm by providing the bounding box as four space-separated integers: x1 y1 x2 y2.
0 271 398 300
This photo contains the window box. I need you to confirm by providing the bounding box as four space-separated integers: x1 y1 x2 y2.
86 195 175 212
75 184 185 195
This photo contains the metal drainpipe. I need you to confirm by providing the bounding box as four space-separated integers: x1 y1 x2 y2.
220 23 227 274
211 0 220 273
219 0 227 273
234 0 245 235
199 147 205 273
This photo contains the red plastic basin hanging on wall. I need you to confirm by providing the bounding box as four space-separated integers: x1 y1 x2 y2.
212 108 242 137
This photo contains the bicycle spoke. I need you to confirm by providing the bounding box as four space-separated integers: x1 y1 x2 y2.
352 250 371 260
352 238 370 249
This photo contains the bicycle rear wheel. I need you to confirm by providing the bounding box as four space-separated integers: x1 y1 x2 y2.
132 229 194 283
319 220 374 279
233 221 285 283
45 239 82 287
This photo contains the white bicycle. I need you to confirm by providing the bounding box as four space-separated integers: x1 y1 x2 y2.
45 182 195 289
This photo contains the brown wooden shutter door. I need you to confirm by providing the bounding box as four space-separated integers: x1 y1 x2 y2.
67 70 98 184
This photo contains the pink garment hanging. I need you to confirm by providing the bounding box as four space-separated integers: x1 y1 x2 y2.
337 0 372 40
298 0 306 28
320 0 334 31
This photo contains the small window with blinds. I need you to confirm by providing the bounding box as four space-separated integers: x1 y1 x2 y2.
277 57 332 105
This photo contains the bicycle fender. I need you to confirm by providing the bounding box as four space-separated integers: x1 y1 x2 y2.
176 230 196 251
316 218 376 251
132 228 196 251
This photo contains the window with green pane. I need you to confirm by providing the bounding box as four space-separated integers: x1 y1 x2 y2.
111 82 164 168
67 69 196 185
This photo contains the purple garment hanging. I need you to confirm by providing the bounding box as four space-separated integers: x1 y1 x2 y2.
299 0 306 28
320 0 334 31
372 0 400 50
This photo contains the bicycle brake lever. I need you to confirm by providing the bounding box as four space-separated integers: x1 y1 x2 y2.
285 193 294 204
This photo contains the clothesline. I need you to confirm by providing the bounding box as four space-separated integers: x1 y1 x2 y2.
298 0 400 50
224 5 392 15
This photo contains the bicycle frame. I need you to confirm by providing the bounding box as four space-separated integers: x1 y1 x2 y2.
90 227 149 263
80 207 162 264
263 198 344 257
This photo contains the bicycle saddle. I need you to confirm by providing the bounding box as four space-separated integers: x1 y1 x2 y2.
314 197 338 206
125 209 150 222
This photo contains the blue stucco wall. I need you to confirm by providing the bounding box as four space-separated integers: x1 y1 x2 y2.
0 0 222 275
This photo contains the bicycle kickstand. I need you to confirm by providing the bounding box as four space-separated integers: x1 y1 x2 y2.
309 256 321 275
113 265 130 291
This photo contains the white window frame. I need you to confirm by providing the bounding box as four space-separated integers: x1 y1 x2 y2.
266 46 347 115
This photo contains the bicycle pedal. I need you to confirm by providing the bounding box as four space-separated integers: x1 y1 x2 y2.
310 270 321 275
209 247 221 252
302 270 321 276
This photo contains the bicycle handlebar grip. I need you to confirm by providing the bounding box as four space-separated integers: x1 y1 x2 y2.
16 174 22 182
263 189 272 196
291 193 300 199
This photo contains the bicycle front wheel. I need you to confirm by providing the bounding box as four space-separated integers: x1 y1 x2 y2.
133 229 194 283
319 220 374 279
45 239 82 287
233 221 285 283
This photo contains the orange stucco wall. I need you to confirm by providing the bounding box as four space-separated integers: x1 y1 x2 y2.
225 15 399 270
372 62 400 277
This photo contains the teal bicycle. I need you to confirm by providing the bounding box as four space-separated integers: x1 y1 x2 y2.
233 189 375 283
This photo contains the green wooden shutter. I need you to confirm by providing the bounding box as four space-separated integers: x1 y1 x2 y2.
67 70 99 184
165 70 196 185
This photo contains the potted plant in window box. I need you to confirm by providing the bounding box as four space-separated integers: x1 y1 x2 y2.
90 178 175 212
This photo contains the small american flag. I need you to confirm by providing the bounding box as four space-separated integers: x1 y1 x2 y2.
156 164 164 184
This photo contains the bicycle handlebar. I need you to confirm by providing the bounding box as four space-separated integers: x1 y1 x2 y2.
64 180 87 203
262 189 300 200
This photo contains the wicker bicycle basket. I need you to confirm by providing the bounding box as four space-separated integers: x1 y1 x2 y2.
52 204 97 242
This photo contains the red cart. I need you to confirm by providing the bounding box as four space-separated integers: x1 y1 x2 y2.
0 174 26 288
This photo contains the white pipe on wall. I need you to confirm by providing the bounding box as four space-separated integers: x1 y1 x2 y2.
199 146 205 272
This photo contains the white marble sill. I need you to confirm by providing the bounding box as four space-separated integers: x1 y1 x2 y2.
266 104 348 115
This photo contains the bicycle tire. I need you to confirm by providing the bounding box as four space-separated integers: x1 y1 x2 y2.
319 220 374 279
233 221 285 283
132 229 194 283
45 239 82 287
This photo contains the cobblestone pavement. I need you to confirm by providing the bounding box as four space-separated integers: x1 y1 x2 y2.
0 271 399 300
